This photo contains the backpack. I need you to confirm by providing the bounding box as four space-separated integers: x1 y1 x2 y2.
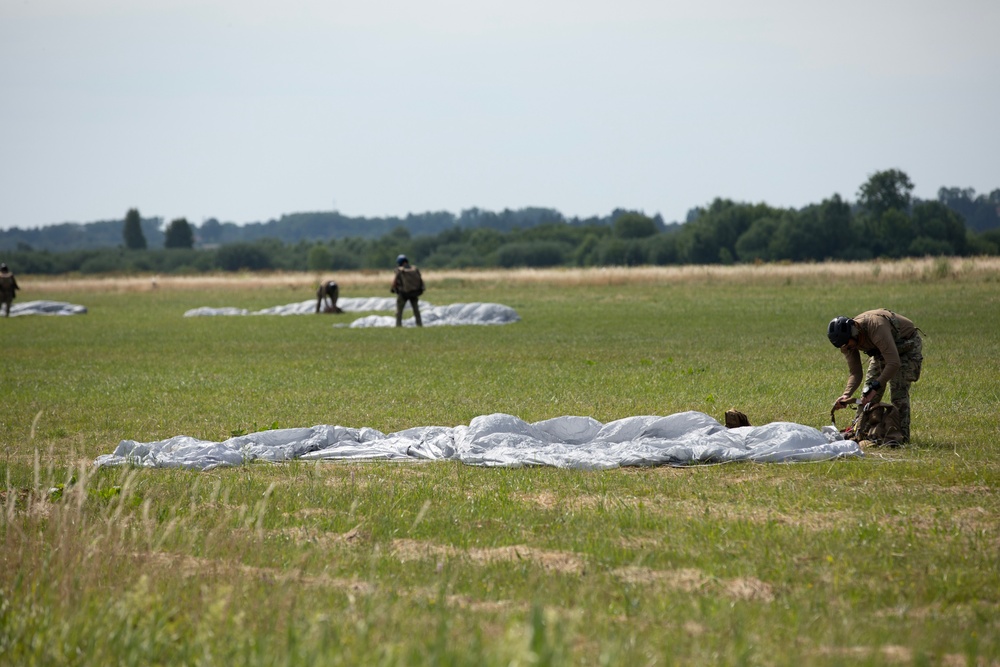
841 402 900 445
398 266 424 295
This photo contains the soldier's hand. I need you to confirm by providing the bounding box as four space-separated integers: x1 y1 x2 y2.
832 396 851 411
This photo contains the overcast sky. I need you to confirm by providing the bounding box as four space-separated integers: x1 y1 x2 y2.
1 0 998 231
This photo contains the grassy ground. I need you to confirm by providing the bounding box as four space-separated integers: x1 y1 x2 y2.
2 260 998 665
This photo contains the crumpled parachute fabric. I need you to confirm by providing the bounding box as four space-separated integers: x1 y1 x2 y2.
9 300 88 316
184 296 429 317
94 411 860 471
348 303 520 328
184 298 520 327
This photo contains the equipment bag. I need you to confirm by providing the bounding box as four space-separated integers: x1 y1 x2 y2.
398 266 423 294
842 402 899 444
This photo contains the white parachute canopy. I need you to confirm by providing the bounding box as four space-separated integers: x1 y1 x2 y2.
9 300 87 316
184 296 425 317
348 303 520 328
183 298 520 327
94 411 861 472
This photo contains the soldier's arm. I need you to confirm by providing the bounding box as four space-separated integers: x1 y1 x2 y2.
842 348 863 397
870 325 901 386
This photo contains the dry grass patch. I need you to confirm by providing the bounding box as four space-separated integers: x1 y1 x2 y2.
139 549 376 593
23 257 1000 293
611 565 710 592
271 523 367 549
391 538 585 575
816 645 998 667
516 490 605 511
634 495 856 530
611 565 775 602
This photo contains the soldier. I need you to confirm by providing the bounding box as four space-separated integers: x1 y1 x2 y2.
0 263 19 317
390 255 424 327
827 309 923 445
315 280 342 314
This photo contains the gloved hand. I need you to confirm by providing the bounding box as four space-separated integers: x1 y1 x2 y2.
860 379 881 406
832 395 852 411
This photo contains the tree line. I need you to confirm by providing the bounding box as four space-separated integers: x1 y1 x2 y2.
4 170 1000 275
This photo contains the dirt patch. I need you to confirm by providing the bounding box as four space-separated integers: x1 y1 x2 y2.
631 496 856 531
682 620 707 636
815 644 912 663
516 491 603 511
445 595 518 613
817 642 999 666
611 565 709 592
391 538 585 575
288 507 336 519
723 576 775 602
618 536 664 550
611 565 774 602
138 549 375 593
272 523 367 548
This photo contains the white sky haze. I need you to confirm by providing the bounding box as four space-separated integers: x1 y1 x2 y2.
1 0 998 229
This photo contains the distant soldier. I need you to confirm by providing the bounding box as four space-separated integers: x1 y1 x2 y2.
315 280 343 313
828 309 923 446
0 263 19 317
390 255 424 327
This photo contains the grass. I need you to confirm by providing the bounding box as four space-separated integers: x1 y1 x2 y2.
2 260 999 665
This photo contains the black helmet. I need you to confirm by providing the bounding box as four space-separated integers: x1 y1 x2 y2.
396 254 408 266
0 263 7 271
827 316 855 347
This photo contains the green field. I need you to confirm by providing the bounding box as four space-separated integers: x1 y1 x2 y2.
2 262 998 665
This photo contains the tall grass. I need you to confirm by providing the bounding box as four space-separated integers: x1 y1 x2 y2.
2 262 998 665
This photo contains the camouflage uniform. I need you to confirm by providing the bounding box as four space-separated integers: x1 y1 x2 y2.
315 281 340 313
390 262 424 327
841 309 922 443
0 264 18 317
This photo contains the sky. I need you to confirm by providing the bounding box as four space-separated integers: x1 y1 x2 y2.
1 0 998 231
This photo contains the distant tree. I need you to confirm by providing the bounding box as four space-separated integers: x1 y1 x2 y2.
938 186 1000 232
198 218 223 244
307 244 334 271
765 195 853 262
573 234 601 266
613 213 658 239
865 209 914 258
735 216 781 262
215 243 272 271
123 208 147 249
164 218 194 249
677 199 774 264
647 234 680 265
911 201 967 255
858 169 914 218
495 241 569 267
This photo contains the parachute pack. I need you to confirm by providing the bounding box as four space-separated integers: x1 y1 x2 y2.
397 266 424 295
839 402 901 446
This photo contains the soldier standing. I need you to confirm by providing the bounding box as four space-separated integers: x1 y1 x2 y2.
390 255 424 327
0 263 19 317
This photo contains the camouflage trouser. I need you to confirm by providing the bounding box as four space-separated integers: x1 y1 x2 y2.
865 334 922 442
395 293 422 327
